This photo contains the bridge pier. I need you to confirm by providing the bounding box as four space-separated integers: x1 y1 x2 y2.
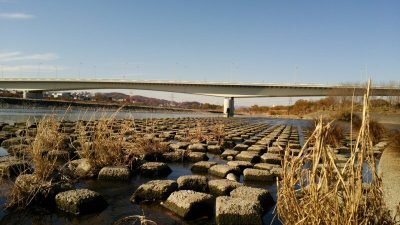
223 97 234 117
22 90 43 99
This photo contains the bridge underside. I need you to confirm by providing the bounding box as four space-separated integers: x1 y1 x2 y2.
3 79 400 98
2 79 400 117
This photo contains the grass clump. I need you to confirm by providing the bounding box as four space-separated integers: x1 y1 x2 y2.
76 111 169 171
209 123 225 145
334 109 386 145
77 116 138 171
134 137 169 162
277 80 394 224
7 116 63 209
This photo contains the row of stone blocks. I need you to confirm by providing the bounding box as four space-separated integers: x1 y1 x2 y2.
131 177 274 225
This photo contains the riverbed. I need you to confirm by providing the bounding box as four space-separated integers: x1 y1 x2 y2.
0 108 312 225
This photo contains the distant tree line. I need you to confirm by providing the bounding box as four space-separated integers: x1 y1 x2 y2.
239 95 400 116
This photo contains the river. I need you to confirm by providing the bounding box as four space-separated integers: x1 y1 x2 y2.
0 108 312 225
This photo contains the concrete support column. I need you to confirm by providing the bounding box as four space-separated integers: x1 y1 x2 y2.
223 97 234 117
23 90 43 99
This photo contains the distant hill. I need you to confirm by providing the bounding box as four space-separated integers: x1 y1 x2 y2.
101 92 129 99
95 92 222 110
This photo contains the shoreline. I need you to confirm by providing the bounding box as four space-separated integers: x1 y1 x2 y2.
0 97 222 114
240 111 400 126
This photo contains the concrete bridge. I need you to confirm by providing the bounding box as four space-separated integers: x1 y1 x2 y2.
0 78 399 117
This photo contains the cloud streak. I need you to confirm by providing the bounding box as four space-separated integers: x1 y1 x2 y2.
0 52 58 62
0 12 35 20
0 65 65 72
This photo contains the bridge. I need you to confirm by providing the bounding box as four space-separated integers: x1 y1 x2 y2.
1 78 399 117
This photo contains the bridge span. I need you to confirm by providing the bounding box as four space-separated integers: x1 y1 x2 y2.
0 78 399 117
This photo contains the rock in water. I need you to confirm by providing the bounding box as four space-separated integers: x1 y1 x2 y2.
243 168 274 182
187 152 208 162
230 186 274 210
162 190 214 219
208 165 240 178
191 161 217 173
225 173 239 182
0 157 31 178
130 180 178 203
98 166 131 181
215 196 263 225
208 179 242 196
68 159 95 178
55 189 108 215
188 143 207 152
177 175 208 192
139 162 172 177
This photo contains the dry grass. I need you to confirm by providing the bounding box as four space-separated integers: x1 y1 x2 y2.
335 109 362 126
76 109 169 171
307 119 345 148
277 80 394 224
369 120 386 145
134 137 169 161
209 123 225 145
113 215 157 225
7 116 61 209
187 121 226 144
30 116 63 180
76 112 137 171
389 130 400 149
334 108 386 145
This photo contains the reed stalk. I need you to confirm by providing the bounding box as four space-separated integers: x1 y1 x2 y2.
277 80 394 224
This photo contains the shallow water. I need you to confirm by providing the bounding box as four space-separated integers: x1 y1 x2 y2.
0 155 282 225
0 109 311 225
0 108 220 125
0 147 7 157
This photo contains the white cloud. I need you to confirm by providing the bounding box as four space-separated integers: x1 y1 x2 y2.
0 52 58 62
0 12 35 20
0 65 65 72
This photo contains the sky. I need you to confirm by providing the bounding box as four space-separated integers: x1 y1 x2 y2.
0 0 399 106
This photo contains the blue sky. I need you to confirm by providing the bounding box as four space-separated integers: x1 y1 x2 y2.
0 0 399 106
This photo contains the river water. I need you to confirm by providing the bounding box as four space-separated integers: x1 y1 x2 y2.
0 108 311 225
0 108 220 125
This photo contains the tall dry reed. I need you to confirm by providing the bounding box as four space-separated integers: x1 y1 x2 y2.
277 80 394 224
7 116 62 209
